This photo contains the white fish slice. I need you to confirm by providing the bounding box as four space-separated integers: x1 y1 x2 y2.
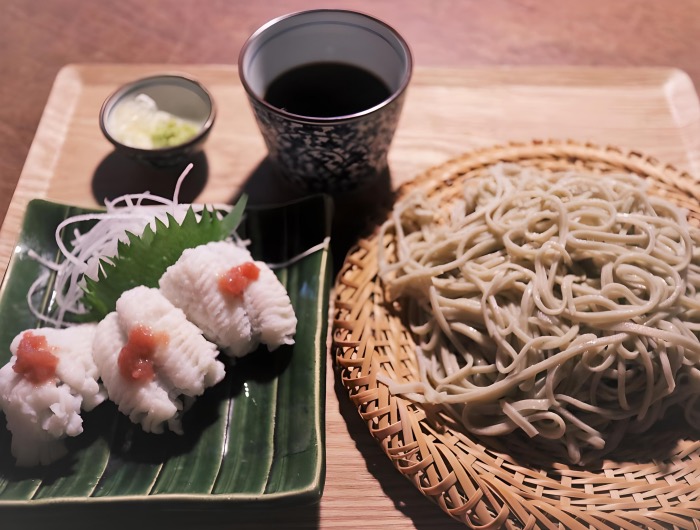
0 323 102 466
159 240 297 358
93 286 225 434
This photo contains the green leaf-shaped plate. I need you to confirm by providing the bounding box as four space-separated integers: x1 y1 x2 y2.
0 195 331 523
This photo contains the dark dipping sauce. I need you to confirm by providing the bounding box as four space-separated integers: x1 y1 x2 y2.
264 62 392 118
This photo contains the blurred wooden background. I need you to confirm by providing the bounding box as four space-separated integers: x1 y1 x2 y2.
2 0 700 224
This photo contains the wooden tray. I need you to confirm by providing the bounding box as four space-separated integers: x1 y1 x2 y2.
0 64 699 529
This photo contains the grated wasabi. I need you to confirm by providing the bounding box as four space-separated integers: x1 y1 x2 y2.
109 93 200 149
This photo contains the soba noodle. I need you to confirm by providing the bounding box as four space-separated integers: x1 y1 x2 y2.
377 163 700 464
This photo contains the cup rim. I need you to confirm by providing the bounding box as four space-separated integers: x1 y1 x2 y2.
99 73 217 155
238 9 413 124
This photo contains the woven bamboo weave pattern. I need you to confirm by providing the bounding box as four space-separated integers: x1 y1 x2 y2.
332 140 700 529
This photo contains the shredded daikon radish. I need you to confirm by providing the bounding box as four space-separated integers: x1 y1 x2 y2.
267 237 331 270
26 164 329 328
29 165 233 325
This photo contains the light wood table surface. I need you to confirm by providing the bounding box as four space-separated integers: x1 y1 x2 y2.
2 2 700 529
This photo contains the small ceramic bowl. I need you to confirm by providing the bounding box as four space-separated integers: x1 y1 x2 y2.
99 74 216 167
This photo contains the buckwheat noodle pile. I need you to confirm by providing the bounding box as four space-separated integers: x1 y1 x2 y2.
377 163 700 464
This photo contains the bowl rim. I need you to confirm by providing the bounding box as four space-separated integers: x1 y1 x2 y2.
237 8 413 125
99 73 217 155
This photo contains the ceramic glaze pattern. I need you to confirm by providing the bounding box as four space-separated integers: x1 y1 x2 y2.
250 94 406 193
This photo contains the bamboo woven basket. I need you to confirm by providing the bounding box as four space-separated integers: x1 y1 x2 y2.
332 140 700 529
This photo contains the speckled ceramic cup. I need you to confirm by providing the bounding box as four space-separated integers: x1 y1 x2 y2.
239 9 412 193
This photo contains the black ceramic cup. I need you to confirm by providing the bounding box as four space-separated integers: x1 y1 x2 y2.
239 9 412 193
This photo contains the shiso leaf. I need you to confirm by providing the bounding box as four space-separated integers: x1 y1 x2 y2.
81 196 248 320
